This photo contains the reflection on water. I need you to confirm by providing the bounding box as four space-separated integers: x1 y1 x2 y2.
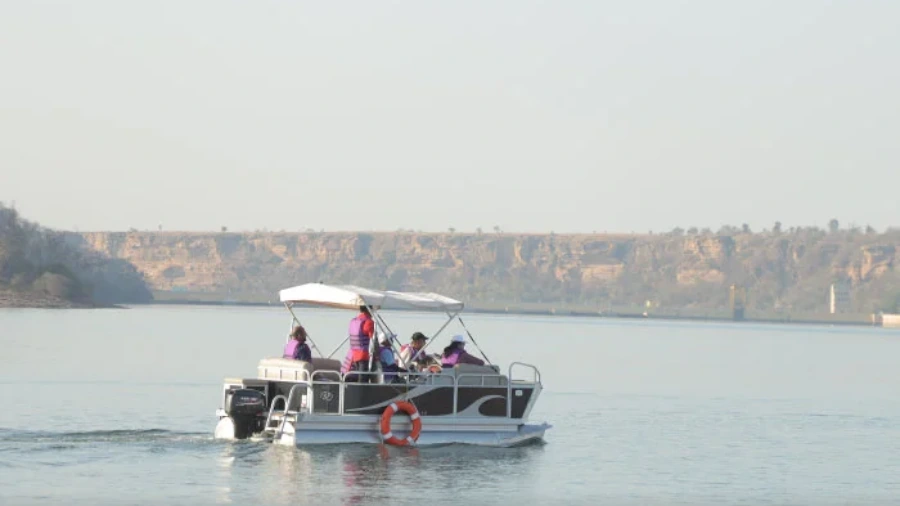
212 441 544 506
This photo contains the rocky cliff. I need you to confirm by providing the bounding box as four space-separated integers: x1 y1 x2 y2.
74 229 900 314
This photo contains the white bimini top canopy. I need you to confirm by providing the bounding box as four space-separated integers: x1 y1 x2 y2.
279 283 464 312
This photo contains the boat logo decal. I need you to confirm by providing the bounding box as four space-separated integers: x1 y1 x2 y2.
319 391 334 402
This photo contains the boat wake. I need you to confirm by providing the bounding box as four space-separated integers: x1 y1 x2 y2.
0 427 211 445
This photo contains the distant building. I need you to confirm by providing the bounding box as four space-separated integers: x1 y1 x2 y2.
730 284 745 321
829 282 851 314
872 313 900 327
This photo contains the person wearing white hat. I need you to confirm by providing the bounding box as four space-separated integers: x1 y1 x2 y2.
377 331 402 383
440 334 485 368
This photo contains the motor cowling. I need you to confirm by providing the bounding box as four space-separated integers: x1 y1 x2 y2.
225 389 266 439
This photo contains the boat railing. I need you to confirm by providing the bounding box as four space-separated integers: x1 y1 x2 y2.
309 370 342 414
508 362 541 385
507 362 541 418
301 368 532 418
334 370 455 386
454 373 508 387
311 370 342 382
454 373 509 415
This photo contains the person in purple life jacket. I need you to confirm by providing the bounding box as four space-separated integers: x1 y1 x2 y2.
341 305 376 382
440 334 485 368
283 325 312 361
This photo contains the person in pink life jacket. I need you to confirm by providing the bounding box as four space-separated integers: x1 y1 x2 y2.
440 334 484 368
283 325 311 361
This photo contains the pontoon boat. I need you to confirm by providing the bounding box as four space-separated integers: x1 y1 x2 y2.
213 283 550 447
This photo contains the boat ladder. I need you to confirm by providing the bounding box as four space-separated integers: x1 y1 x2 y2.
262 384 305 440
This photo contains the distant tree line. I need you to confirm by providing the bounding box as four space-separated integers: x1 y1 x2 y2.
662 218 881 237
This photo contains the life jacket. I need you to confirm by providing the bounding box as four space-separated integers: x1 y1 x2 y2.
283 340 310 361
348 314 372 362
283 340 300 359
340 351 352 374
441 349 462 368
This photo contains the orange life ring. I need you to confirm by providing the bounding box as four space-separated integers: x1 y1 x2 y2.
380 401 422 446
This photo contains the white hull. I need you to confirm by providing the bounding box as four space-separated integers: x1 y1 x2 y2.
216 414 550 448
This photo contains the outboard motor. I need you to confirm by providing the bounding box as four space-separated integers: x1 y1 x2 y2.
224 388 266 439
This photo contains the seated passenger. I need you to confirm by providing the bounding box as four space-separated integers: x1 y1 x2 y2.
398 332 429 371
377 332 402 383
441 334 485 367
282 325 312 361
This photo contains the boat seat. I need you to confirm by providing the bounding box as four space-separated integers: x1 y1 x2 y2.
257 357 342 382
449 364 508 386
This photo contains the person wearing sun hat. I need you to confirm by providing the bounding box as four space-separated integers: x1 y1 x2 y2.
440 334 485 367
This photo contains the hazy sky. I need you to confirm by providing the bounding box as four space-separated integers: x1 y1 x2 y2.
2 1 898 233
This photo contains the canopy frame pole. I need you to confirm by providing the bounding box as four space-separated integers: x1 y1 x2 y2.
366 302 386 374
326 336 349 360
285 302 325 358
366 306 400 380
453 312 492 365
372 308 402 356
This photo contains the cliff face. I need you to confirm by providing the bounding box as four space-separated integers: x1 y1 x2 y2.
75 230 900 313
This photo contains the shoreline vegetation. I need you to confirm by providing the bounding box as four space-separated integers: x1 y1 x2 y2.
0 203 152 309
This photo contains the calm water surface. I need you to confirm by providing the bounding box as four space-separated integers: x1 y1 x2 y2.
2 305 900 505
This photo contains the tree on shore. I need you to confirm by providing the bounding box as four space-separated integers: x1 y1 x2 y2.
0 203 151 305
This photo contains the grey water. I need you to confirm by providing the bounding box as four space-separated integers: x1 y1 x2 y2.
1 305 900 505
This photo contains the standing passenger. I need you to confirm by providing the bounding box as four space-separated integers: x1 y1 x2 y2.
341 305 375 382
